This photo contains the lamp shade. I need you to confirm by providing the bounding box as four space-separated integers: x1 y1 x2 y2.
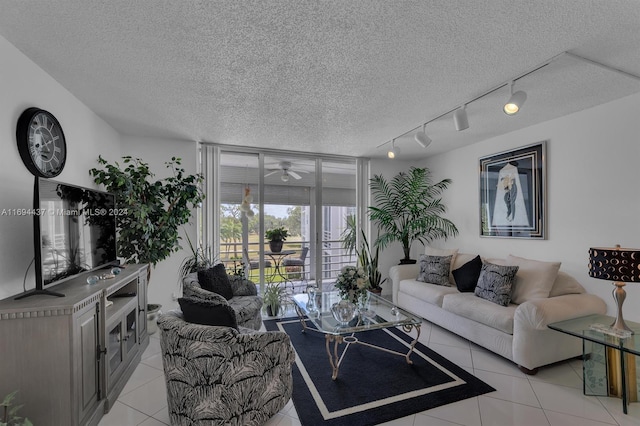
589 246 640 282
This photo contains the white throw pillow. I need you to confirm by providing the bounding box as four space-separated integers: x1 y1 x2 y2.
425 247 458 284
506 254 561 304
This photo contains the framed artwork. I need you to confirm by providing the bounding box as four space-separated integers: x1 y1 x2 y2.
479 141 546 239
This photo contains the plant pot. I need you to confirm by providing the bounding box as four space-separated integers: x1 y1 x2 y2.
269 240 283 253
266 304 280 317
399 258 417 265
370 287 382 295
147 303 162 335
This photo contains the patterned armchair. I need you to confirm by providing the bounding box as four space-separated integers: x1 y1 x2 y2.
158 310 295 426
183 272 263 330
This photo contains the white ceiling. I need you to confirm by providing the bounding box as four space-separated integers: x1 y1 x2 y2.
1 1 639 160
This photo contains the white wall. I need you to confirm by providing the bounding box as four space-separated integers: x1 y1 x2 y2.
118 135 199 311
0 35 122 300
417 92 640 321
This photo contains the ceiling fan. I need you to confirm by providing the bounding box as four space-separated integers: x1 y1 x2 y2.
264 161 309 182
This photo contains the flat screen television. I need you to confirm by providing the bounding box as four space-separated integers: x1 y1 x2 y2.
16 178 118 299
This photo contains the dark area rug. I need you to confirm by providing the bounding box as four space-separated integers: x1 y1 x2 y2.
264 317 495 426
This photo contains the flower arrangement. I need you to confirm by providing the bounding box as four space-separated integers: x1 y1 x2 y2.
335 265 370 304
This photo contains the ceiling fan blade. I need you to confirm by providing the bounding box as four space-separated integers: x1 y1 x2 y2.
264 170 279 177
288 170 303 180
290 168 310 174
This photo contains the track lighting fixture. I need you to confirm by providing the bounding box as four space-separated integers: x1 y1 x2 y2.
387 139 400 159
453 105 469 131
378 51 640 158
414 124 431 148
503 81 527 115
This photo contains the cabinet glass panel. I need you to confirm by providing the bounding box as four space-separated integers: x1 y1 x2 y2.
108 322 122 372
125 309 137 354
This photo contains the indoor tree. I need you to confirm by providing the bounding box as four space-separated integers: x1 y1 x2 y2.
369 166 458 264
89 155 204 271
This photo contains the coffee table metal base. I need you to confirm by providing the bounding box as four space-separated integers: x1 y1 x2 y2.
323 324 421 380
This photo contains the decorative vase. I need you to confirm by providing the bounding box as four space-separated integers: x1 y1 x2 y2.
269 240 283 253
331 300 357 326
147 303 162 335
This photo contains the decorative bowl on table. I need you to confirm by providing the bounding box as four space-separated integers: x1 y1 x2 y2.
331 300 357 326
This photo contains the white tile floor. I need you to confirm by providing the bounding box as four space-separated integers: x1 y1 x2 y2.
99 312 640 426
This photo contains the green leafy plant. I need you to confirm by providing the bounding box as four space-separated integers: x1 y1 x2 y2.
263 282 286 316
369 167 458 263
177 233 218 287
89 156 204 267
1 391 32 426
340 214 357 257
356 230 386 292
265 227 289 242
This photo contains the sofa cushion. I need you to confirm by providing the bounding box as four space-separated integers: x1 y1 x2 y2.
417 254 452 286
506 255 561 304
453 255 482 292
425 247 459 283
549 271 586 297
198 264 233 300
399 279 459 307
442 293 516 334
178 297 238 330
474 262 519 306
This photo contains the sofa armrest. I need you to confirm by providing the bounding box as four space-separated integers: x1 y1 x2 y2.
389 264 420 303
515 294 607 331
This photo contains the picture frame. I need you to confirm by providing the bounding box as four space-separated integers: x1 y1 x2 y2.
479 141 546 239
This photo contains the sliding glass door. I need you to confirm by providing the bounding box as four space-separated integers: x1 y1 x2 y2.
202 145 365 292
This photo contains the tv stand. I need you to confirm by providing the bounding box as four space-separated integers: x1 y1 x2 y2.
0 264 148 426
13 287 65 300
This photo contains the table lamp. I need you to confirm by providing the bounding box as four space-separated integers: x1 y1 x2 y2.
589 245 640 333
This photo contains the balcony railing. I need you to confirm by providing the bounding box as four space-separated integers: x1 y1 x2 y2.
219 239 356 288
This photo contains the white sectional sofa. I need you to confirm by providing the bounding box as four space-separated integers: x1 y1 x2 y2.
389 250 607 374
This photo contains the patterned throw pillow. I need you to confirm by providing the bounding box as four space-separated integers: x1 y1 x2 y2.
452 255 483 292
197 264 234 300
417 255 453 286
474 262 519 306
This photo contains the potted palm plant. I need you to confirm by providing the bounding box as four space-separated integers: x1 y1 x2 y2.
369 167 458 264
177 233 217 288
265 227 288 253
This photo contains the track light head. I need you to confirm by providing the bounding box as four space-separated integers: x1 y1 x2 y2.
387 140 400 159
453 106 469 131
504 82 527 115
414 124 431 148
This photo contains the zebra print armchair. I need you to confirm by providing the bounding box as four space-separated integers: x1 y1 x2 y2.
158 310 295 425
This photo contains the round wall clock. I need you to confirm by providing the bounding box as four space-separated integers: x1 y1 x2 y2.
16 107 67 178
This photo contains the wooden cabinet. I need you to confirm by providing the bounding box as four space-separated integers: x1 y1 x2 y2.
0 264 149 426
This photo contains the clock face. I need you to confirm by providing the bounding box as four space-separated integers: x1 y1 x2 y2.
17 108 67 178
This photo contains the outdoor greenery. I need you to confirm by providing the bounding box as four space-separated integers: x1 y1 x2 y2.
369 167 458 262
90 156 204 266
340 214 357 257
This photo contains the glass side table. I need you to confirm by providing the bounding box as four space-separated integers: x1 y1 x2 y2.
549 314 640 414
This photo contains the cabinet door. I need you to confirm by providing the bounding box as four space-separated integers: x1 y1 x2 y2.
137 271 147 339
107 321 123 380
123 308 138 358
77 304 100 422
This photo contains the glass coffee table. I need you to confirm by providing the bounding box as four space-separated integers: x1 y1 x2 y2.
291 291 422 380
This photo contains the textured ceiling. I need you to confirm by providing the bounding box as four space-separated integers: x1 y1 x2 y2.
0 1 639 159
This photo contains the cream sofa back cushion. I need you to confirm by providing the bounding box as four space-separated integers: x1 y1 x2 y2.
506 254 561 304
